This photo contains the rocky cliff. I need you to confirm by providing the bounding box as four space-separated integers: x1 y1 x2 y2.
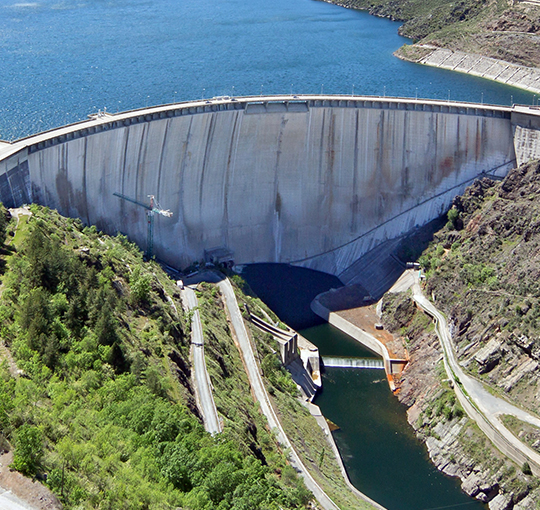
381 160 540 509
325 0 540 70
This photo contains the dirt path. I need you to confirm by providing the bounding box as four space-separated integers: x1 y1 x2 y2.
0 453 61 510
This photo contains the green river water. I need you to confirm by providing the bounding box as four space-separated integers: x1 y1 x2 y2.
243 263 486 510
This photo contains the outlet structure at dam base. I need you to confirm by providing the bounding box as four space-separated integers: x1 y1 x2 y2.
0 95 539 281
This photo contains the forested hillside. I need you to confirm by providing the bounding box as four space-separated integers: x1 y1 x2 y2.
0 205 311 510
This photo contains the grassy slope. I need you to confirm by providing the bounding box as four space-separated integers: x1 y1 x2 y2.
0 205 313 510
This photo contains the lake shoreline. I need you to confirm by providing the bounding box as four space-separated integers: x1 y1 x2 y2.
321 0 540 98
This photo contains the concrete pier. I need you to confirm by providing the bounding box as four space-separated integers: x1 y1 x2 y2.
0 95 539 279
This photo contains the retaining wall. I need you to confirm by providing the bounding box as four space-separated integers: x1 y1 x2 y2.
416 48 540 95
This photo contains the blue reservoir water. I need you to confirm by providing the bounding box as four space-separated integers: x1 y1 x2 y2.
0 0 534 140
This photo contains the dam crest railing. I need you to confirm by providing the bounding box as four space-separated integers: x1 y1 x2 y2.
1 94 532 159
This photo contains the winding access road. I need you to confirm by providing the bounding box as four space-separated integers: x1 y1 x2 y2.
217 279 355 510
411 272 540 476
180 286 221 435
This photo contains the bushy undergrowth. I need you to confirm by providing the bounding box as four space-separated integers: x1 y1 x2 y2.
0 206 310 510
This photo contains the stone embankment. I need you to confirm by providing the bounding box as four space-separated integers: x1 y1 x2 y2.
399 46 540 95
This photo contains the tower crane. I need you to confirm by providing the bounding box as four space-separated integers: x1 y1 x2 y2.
113 192 173 259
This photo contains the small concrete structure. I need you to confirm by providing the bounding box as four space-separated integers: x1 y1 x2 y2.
204 247 234 268
247 311 321 400
297 334 322 389
249 313 299 365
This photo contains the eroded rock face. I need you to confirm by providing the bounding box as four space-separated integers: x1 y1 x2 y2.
424 161 540 408
490 493 513 510
474 339 503 374
381 162 540 509
486 11 539 34
514 495 536 509
462 471 500 500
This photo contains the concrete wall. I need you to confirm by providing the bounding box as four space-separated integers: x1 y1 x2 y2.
311 295 400 390
416 48 540 95
512 107 540 166
0 96 525 276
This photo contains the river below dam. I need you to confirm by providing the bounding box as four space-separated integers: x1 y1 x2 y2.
243 263 486 510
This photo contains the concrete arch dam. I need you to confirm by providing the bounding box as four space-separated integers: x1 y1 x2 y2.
0 95 538 278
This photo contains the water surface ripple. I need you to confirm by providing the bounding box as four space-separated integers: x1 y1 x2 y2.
0 0 534 140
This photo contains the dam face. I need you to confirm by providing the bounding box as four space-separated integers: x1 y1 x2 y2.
0 95 537 278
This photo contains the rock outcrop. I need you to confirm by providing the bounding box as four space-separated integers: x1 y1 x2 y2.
381 164 540 510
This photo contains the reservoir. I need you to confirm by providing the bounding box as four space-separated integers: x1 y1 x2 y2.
0 0 534 140
244 264 486 510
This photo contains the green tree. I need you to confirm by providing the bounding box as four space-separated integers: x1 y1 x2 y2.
11 424 43 476
447 207 461 230
130 266 151 305
0 203 8 246
20 287 51 353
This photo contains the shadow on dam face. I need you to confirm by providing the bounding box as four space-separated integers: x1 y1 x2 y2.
1 95 538 280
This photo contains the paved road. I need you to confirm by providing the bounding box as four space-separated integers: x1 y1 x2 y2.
181 287 221 435
0 488 36 510
218 279 350 510
410 272 540 473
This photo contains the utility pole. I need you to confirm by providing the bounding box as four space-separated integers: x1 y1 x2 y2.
113 192 173 259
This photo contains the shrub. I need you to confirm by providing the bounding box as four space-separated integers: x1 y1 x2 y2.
447 207 460 230
130 266 151 304
0 203 8 246
11 424 43 476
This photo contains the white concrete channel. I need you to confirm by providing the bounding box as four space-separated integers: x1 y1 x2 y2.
180 286 221 435
322 357 385 369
